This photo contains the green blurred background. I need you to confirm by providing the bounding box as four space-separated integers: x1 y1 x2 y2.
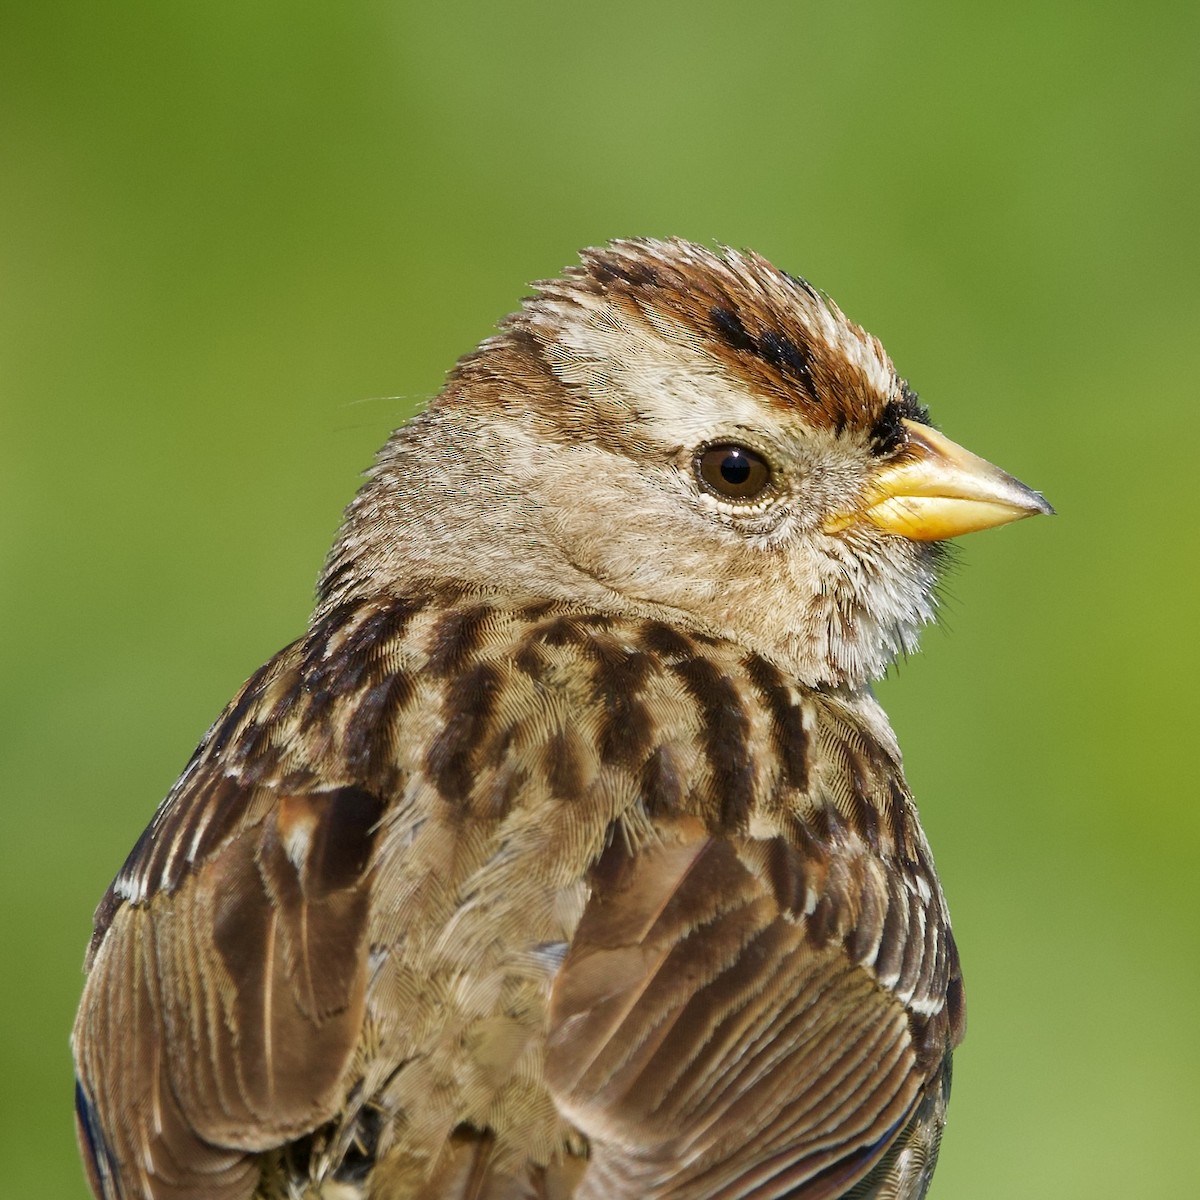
3 2 1197 1196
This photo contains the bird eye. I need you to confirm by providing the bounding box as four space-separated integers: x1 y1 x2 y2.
696 444 772 501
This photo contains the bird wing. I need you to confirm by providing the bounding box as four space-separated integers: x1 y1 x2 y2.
546 810 960 1200
72 650 386 1200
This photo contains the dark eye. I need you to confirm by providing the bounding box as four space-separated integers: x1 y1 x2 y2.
696 444 772 501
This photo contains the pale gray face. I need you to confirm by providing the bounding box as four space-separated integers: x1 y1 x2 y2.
320 240 1045 689
499 314 941 690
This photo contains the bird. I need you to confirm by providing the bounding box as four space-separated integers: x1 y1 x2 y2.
72 238 1051 1200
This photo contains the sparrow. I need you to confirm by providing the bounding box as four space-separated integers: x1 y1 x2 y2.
72 239 1051 1200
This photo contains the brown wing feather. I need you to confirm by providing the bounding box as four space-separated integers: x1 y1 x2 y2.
546 818 941 1200
75 596 963 1200
72 757 384 1199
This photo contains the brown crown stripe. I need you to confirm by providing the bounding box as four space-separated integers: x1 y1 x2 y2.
709 305 818 400
522 242 879 430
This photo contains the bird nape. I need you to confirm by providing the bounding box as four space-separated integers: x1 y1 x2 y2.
72 239 1050 1200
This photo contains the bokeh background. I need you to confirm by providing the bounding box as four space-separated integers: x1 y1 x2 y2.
3 3 1197 1196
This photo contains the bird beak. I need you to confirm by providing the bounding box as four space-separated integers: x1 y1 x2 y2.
826 419 1054 541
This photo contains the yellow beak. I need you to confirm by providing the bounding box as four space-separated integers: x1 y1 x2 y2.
826 419 1053 541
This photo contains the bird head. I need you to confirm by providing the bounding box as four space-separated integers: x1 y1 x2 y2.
321 239 1051 688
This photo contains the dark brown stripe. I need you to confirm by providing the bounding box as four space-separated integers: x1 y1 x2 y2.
536 614 601 649
122 806 179 898
845 868 886 966
758 329 816 395
641 744 686 817
299 601 363 679
343 670 416 778
517 598 558 623
639 621 695 661
186 774 247 869
883 778 913 862
599 695 654 768
781 269 821 302
808 800 847 850
265 663 306 725
545 727 587 799
303 786 386 895
299 640 399 748
593 645 656 765
208 661 274 756
945 941 966 1044
708 306 816 398
127 770 247 897
710 306 757 354
643 918 785 1095
874 875 909 982
843 741 882 853
744 654 809 791
302 598 426 698
763 835 809 916
806 892 839 946
226 710 275 771
86 887 122 961
424 660 505 805
589 252 661 289
671 656 755 830
346 599 427 667
315 553 356 604
893 890 927 995
470 762 527 821
425 603 493 677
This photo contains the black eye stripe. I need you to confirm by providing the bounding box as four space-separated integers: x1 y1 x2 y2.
696 444 772 502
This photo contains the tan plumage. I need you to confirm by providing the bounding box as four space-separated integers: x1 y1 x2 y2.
72 239 1049 1200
